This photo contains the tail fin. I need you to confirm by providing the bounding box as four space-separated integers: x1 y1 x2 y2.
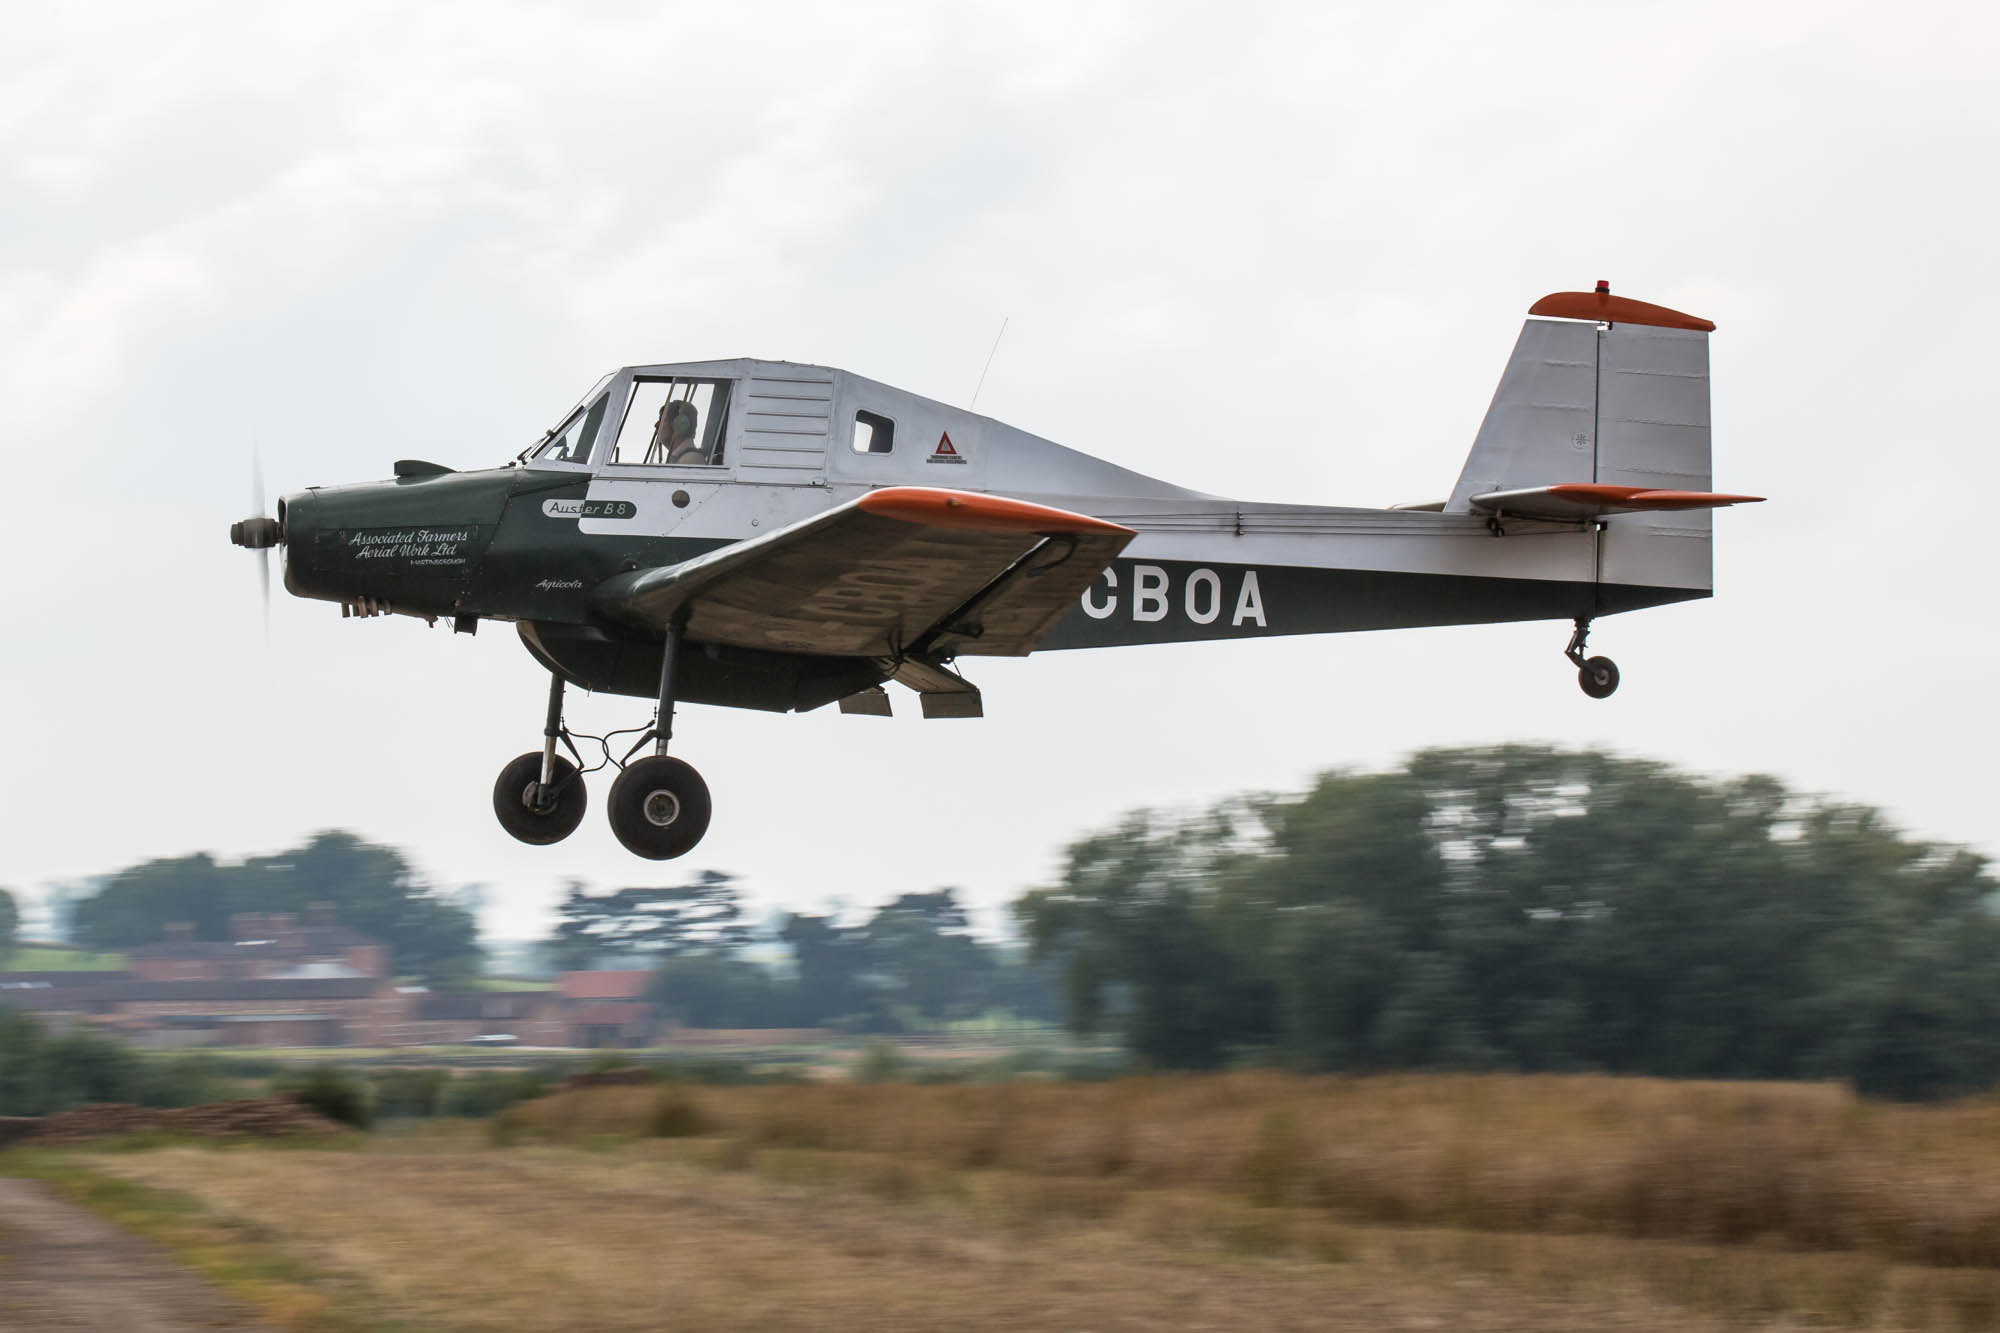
1447 288 1730 596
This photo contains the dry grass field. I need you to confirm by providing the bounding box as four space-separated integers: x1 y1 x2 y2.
502 1071 2000 1263
35 1072 2000 1331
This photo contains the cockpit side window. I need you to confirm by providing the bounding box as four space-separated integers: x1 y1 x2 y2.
611 378 734 467
852 410 895 454
530 392 610 463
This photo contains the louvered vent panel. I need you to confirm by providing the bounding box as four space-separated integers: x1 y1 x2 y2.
738 374 833 482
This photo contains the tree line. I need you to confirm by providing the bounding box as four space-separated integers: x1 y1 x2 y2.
1016 746 2000 1100
31 831 481 981
4 834 1062 1030
12 745 1995 1098
550 877 1061 1030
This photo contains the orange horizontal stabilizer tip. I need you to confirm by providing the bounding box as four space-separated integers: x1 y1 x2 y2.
857 486 1135 536
1529 291 1716 332
1544 484 1764 510
1627 489 1765 509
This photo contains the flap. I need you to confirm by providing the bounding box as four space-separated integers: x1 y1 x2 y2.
1469 483 1765 520
590 486 1134 658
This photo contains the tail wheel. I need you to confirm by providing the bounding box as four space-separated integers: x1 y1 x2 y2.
607 755 712 860
492 753 589 845
1578 656 1620 700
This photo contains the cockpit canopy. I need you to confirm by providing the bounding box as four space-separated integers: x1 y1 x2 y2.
513 357 1206 502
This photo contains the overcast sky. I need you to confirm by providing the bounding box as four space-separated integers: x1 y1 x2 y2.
3 1 1995 943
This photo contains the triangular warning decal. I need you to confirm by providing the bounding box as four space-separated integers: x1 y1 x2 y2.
926 429 968 464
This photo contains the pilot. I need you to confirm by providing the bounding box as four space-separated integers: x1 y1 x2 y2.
650 400 704 464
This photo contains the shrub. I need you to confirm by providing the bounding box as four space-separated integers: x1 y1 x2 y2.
854 1041 906 1084
133 1053 229 1109
372 1068 446 1119
282 1066 372 1130
646 1087 711 1138
442 1070 548 1118
0 1013 234 1115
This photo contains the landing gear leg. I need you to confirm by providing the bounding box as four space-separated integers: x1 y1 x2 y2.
607 622 712 859
1565 619 1620 700
492 672 589 844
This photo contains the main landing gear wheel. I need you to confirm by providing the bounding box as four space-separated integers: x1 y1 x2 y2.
492 752 588 845
607 756 712 859
1577 656 1620 699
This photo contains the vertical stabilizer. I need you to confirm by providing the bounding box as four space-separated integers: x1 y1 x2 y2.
1446 289 1719 596
1445 318 1600 511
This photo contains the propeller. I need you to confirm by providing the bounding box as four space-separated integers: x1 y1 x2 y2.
229 446 283 629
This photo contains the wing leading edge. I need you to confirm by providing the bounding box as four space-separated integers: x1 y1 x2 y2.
589 486 1135 660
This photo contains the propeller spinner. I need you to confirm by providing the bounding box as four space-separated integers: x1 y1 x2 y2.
230 451 283 619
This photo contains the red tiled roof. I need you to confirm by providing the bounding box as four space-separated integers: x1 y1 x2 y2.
557 970 653 1000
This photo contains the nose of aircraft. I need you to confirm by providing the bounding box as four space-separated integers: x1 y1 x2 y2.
229 516 282 548
228 499 288 621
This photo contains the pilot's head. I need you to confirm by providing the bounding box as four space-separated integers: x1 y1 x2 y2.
665 400 698 444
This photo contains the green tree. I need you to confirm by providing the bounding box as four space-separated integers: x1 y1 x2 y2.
649 953 793 1028
863 890 995 1023
0 887 18 958
1013 747 2000 1093
549 871 751 969
1016 810 1264 1067
69 831 479 980
779 911 880 1028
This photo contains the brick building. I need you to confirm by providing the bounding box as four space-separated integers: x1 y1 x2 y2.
0 910 571 1047
554 970 664 1047
126 908 389 984
1 914 685 1049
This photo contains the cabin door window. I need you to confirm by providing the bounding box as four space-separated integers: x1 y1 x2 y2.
609 378 734 467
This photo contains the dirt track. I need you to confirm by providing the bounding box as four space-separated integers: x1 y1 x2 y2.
0 1178 278 1332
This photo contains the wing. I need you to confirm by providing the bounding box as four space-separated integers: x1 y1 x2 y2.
589 487 1135 659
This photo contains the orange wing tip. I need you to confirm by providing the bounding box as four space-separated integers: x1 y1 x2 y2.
858 487 1135 536
1529 291 1716 333
1545 484 1764 510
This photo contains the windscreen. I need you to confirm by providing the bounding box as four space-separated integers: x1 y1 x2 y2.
524 374 615 463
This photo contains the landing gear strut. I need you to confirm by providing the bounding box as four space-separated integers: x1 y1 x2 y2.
491 636 713 857
606 623 712 860
492 673 590 844
1565 619 1620 699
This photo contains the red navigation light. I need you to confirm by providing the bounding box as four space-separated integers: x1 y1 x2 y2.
1594 279 1610 294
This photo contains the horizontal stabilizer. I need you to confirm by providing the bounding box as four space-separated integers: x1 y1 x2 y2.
1469 483 1764 521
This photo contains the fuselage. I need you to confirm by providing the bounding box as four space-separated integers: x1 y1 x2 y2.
277 357 1707 710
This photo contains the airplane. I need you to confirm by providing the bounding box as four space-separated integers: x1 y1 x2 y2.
230 283 1760 860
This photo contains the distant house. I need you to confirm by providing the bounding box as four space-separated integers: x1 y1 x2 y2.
555 971 664 1047
127 907 388 983
0 908 565 1048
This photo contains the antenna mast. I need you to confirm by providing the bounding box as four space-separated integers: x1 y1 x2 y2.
969 316 1010 410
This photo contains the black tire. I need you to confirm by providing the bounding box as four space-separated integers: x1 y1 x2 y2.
607 755 712 860
492 752 589 845
1578 655 1620 700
